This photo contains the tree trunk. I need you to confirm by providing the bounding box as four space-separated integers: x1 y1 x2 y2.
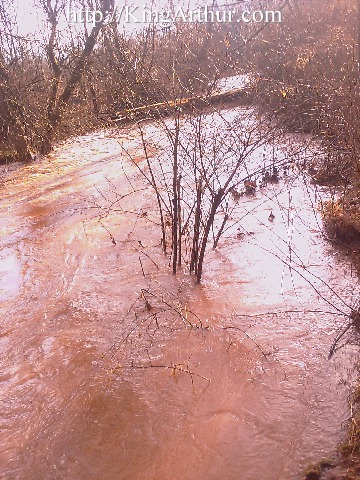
196 188 223 283
40 0 111 153
0 57 32 162
190 180 202 274
177 176 182 266
172 122 179 274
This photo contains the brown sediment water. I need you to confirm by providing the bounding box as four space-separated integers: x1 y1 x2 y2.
0 114 359 480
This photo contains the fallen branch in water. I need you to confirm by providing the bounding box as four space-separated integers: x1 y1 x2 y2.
223 325 270 360
140 287 205 329
111 361 211 389
328 308 360 359
223 324 287 380
235 309 346 318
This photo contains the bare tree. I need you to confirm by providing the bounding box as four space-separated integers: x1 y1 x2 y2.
0 1 33 161
122 92 280 283
40 0 113 153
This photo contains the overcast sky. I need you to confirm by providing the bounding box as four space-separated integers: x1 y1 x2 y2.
11 0 200 36
11 0 257 37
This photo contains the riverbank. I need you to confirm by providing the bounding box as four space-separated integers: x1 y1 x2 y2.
297 171 360 480
321 192 360 252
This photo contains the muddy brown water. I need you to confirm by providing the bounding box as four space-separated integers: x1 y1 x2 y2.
0 115 359 480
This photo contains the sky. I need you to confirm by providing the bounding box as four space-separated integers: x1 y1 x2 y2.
10 0 256 37
10 0 44 38
11 0 202 36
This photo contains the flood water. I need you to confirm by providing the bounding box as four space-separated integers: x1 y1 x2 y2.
1 109 359 480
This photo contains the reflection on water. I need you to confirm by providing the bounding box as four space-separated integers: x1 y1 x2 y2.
0 117 359 480
0 248 22 301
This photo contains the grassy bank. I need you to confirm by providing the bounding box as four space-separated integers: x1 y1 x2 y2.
304 386 360 480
